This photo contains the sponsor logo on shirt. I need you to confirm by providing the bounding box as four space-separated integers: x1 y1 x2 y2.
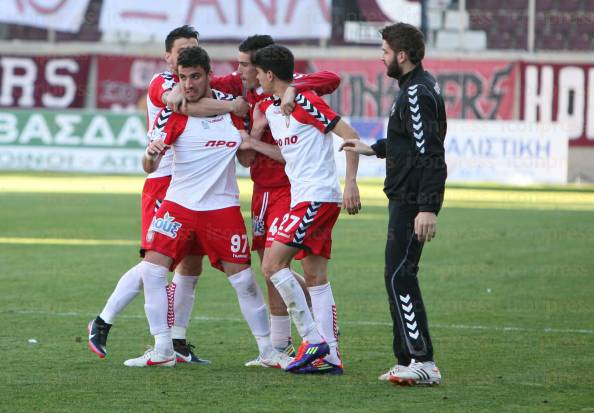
206 116 224 123
148 212 182 239
205 140 238 148
275 135 299 147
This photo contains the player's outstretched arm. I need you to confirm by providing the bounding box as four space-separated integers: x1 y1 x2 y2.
332 120 361 215
241 136 284 164
166 84 249 118
143 139 168 173
339 140 377 156
183 96 249 118
281 71 341 115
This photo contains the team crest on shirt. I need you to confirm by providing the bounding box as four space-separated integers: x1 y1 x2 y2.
148 212 182 239
252 217 265 236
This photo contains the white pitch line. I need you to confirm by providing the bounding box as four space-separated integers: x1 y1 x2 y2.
6 309 593 335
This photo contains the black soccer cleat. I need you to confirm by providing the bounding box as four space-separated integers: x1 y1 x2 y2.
87 316 112 358
173 339 211 365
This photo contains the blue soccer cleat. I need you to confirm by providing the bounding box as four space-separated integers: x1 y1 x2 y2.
285 341 330 372
291 357 344 375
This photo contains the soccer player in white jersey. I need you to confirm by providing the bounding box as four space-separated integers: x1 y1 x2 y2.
124 46 292 369
88 26 248 364
249 45 361 374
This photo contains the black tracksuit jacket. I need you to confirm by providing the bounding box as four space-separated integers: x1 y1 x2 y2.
371 63 447 213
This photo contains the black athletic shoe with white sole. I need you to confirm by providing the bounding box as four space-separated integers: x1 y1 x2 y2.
173 339 211 365
87 316 111 358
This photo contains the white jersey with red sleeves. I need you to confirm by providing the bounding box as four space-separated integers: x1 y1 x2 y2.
148 90 242 211
146 71 178 179
261 90 342 208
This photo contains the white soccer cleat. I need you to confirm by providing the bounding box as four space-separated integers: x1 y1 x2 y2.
245 350 294 369
260 349 294 369
378 363 409 381
244 354 267 368
123 348 176 368
388 361 442 385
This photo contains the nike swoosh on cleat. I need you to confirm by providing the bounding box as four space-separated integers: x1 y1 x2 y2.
147 358 173 366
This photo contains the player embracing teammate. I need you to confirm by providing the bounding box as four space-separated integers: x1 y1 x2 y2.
246 44 362 374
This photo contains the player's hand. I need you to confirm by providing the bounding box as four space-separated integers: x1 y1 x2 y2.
145 139 168 159
251 103 268 139
239 130 252 150
339 140 376 156
414 212 437 242
280 86 297 115
232 97 250 118
343 180 361 215
166 85 184 112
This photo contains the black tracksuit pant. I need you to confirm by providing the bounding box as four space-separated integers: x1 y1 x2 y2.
384 200 434 365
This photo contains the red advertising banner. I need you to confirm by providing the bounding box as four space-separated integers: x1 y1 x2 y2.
0 55 90 109
96 55 309 110
310 59 517 121
96 55 238 110
520 61 594 147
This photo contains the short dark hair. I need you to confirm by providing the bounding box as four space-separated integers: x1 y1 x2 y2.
165 25 199 52
177 46 211 73
252 45 294 82
380 23 425 65
238 35 275 53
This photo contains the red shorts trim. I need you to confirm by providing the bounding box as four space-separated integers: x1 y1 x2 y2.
140 176 172 251
251 186 291 251
144 201 250 272
273 201 341 260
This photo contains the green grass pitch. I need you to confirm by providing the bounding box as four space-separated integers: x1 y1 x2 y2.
0 173 593 412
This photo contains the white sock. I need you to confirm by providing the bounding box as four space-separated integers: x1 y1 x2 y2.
228 268 272 356
99 263 143 324
270 268 322 344
171 273 199 340
139 261 173 355
309 282 340 364
270 315 292 350
155 331 173 357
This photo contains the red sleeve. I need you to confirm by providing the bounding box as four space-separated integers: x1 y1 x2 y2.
293 91 340 134
148 73 176 108
148 108 187 146
292 71 340 97
210 72 244 97
230 113 246 130
258 98 275 113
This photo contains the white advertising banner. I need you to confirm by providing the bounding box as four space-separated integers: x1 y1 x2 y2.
445 120 568 185
99 0 332 40
332 119 569 185
0 111 568 184
0 0 91 33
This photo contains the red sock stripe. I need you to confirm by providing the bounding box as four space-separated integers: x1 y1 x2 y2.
332 304 338 341
166 283 176 328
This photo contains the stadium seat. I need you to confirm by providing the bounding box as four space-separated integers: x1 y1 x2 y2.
436 29 487 50
444 10 470 30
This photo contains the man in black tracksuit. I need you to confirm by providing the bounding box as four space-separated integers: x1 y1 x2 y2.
341 23 447 385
